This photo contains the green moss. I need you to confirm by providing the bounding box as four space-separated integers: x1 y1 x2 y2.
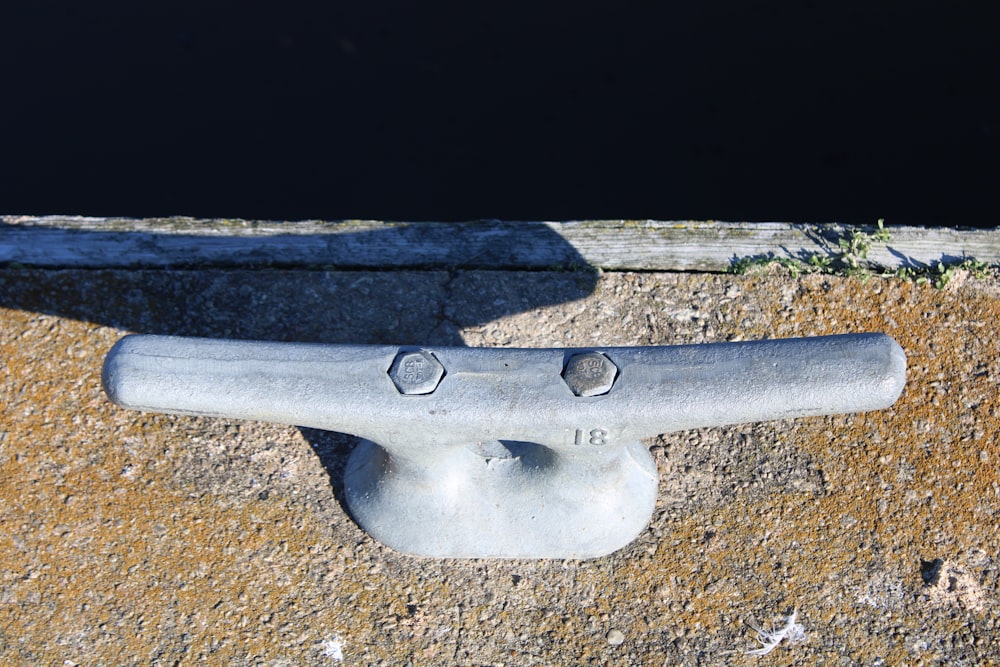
730 219 994 288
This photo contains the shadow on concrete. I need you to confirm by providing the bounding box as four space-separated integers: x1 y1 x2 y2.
0 223 598 510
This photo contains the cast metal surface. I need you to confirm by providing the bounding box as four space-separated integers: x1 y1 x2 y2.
102 333 906 559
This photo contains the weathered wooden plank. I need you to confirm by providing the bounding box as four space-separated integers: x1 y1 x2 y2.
2 216 999 270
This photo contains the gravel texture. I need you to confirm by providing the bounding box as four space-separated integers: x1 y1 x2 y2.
1 267 998 665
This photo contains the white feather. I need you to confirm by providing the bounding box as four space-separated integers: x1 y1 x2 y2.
745 609 806 657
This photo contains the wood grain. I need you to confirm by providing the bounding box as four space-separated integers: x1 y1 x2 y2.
3 216 998 270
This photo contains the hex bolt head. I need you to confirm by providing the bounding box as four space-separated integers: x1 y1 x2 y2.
388 350 445 395
562 351 618 397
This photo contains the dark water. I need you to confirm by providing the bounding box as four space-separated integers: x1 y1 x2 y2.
3 1 998 226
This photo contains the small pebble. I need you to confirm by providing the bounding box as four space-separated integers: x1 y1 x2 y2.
606 629 625 646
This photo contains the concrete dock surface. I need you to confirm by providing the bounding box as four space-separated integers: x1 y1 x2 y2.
1 266 998 665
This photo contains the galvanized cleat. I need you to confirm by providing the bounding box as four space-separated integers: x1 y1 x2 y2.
103 333 906 559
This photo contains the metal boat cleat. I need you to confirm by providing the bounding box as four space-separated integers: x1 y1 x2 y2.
102 333 906 559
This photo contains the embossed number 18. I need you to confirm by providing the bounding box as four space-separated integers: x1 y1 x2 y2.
575 428 609 446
